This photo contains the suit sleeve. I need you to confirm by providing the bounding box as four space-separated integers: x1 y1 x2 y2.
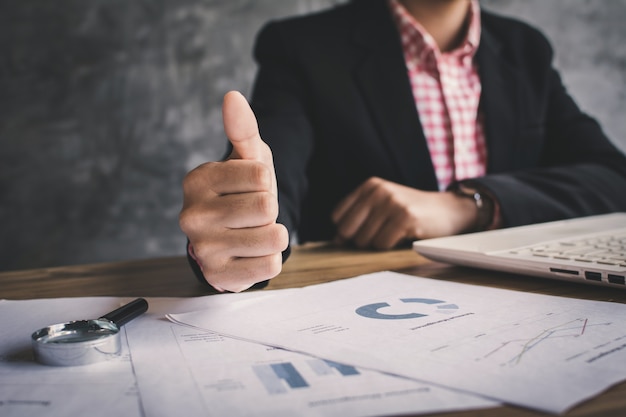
470 26 626 227
250 22 317 241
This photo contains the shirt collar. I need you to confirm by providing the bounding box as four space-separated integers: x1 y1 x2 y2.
388 0 481 61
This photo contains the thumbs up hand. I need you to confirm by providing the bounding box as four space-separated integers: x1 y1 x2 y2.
179 91 289 292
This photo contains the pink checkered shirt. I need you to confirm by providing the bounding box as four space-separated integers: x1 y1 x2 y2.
389 0 487 191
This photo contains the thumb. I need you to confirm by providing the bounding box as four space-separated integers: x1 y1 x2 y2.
222 90 277 196
222 90 265 161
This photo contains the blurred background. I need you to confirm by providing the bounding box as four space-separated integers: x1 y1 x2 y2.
1 0 625 272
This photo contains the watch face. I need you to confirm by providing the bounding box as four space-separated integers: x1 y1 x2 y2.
452 185 494 232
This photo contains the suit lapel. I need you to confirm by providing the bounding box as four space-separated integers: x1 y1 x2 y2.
351 0 439 190
476 21 520 173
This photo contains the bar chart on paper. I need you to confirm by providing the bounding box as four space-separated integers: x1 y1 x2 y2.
308 359 360 376
132 318 497 417
168 271 626 413
253 362 309 394
252 359 362 394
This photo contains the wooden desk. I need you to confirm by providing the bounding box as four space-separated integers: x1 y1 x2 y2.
2 243 625 417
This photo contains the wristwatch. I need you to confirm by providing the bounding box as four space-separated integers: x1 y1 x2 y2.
450 183 495 232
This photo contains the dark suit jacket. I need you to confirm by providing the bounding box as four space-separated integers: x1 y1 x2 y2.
248 0 626 245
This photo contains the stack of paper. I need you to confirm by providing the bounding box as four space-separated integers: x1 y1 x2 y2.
0 291 496 417
168 271 626 414
3 271 626 416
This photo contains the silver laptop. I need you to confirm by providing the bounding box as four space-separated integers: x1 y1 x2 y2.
412 212 626 288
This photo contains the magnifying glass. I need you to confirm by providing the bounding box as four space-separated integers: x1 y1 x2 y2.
31 298 149 366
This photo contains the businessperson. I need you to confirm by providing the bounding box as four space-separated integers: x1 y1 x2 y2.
179 0 626 292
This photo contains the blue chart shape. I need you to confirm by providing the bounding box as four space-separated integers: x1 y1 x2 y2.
355 302 427 320
308 359 360 376
437 303 459 310
272 363 308 388
355 298 456 320
324 360 360 376
401 298 445 305
253 362 309 394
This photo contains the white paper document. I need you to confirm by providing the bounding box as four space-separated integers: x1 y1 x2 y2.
0 298 143 417
168 271 626 414
129 315 495 417
0 294 497 417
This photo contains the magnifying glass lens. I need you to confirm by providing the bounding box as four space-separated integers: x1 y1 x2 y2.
36 321 118 344
32 298 148 366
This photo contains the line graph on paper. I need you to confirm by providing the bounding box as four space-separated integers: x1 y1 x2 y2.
473 317 615 367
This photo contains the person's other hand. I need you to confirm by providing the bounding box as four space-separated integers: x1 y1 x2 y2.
331 177 477 249
179 91 289 292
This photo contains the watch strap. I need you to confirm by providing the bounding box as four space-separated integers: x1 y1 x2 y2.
450 183 495 232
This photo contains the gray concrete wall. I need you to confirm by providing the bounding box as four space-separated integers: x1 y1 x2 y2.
1 0 624 271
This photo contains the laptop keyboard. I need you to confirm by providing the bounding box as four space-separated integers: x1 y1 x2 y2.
503 230 626 285
509 232 626 265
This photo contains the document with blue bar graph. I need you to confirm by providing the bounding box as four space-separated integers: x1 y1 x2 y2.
128 294 497 417
168 271 626 414
1 295 496 417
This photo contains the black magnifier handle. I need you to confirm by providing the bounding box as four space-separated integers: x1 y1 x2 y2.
100 298 149 327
